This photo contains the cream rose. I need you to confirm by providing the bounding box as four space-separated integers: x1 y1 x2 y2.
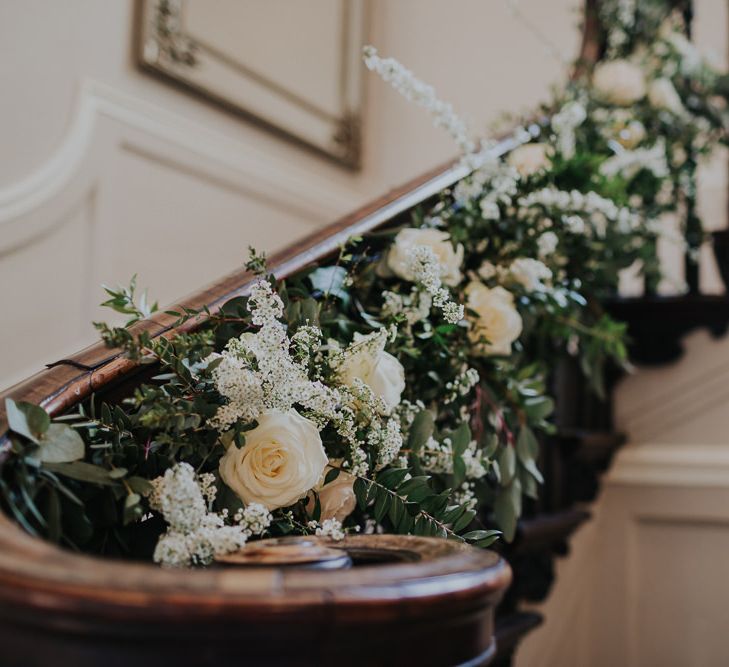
387 228 464 287
508 143 552 177
648 78 685 116
219 409 327 510
592 60 646 106
466 283 523 356
337 332 405 412
308 465 357 523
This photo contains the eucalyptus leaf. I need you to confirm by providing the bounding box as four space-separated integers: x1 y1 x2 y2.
497 445 516 487
37 424 85 463
5 398 50 444
308 266 350 306
43 461 116 486
494 479 522 542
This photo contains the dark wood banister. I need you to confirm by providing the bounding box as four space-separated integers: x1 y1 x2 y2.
0 140 525 433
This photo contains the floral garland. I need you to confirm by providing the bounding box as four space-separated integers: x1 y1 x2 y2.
1 2 727 566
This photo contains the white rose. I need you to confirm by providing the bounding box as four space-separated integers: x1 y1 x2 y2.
308 464 357 523
507 143 552 177
465 283 523 356
219 409 327 510
648 78 685 116
338 332 405 412
509 258 552 292
387 228 464 287
479 198 501 220
592 60 646 106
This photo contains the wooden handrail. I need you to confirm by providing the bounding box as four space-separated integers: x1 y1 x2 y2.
0 138 538 434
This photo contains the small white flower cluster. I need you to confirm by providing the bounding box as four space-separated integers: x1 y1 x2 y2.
518 187 641 236
421 437 488 481
149 463 249 568
599 141 669 180
308 518 346 541
537 231 560 258
405 245 464 324
551 101 587 159
453 480 478 510
601 0 636 56
363 45 475 154
209 280 339 431
453 151 520 210
370 416 403 469
445 367 480 404
382 288 432 326
477 257 552 294
233 503 273 537
508 257 553 293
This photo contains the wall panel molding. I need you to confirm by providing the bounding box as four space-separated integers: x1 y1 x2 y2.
608 443 729 488
0 79 359 254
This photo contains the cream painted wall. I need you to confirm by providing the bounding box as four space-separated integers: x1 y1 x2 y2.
0 0 580 389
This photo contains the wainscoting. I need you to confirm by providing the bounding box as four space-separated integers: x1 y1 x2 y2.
516 331 729 666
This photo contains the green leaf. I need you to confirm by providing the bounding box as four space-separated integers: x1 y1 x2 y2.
308 266 350 305
463 529 502 543
43 461 116 486
497 445 516 487
521 457 544 485
407 410 435 454
354 477 369 511
323 467 341 486
45 487 62 543
475 533 502 548
123 493 143 525
524 396 554 422
5 399 50 444
494 479 522 542
374 488 391 523
516 427 539 462
453 508 476 532
453 456 467 489
376 467 410 490
388 495 404 526
37 424 85 463
127 476 155 495
451 422 471 456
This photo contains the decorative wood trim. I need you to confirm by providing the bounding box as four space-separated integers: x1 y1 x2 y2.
608 443 729 488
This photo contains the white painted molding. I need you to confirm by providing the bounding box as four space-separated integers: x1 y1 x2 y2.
608 443 729 488
0 79 360 230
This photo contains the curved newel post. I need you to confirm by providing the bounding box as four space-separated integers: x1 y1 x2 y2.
0 517 511 666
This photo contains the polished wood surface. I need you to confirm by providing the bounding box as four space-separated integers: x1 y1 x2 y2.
0 511 510 666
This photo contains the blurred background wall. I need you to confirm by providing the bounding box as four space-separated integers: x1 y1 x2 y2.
1 2 728 665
